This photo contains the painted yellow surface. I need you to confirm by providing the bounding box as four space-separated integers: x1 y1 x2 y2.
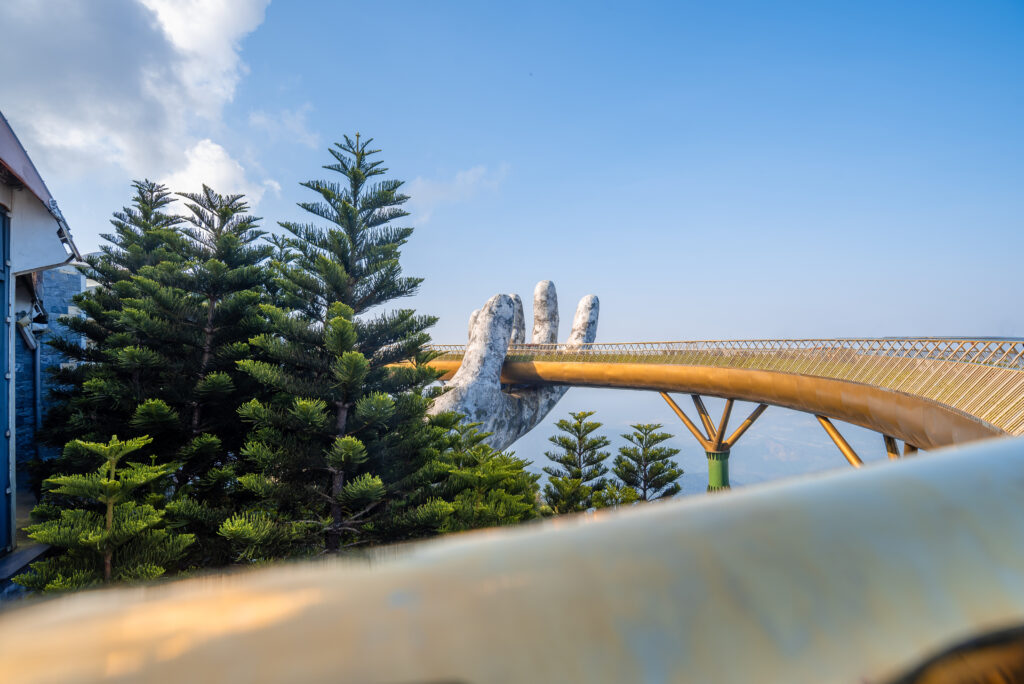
428 358 1005 449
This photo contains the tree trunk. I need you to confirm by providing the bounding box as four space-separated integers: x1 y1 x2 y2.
326 470 344 552
191 295 218 435
104 491 115 582
326 402 349 552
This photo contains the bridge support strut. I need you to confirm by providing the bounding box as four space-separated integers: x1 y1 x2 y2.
660 392 767 492
884 435 900 460
817 419 923 467
816 416 863 468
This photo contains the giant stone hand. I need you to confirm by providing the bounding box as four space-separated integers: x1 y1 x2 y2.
429 281 599 450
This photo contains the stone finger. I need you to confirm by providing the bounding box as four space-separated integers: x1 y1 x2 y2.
510 294 526 344
451 294 514 391
532 280 558 344
566 295 599 347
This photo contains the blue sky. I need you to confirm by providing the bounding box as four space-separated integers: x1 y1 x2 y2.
2 0 1022 489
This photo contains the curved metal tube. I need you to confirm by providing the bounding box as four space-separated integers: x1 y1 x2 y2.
4 438 1024 682
430 359 1005 449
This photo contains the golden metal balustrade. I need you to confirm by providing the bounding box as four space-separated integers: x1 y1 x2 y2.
425 338 1024 452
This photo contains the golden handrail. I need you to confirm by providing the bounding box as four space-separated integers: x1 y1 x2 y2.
426 338 1024 437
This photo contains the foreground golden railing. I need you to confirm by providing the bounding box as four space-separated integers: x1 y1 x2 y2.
4 437 1024 682
428 338 1024 438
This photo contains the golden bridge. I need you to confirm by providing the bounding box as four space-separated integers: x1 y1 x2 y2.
427 337 1024 487
6 337 1024 682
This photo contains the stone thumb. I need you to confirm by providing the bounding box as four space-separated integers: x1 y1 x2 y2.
451 294 514 390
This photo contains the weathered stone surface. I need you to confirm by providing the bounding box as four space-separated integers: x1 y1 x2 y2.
509 294 525 344
567 294 599 347
16 266 86 465
430 281 599 450
532 280 558 345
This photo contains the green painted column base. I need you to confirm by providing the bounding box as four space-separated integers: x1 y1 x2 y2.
706 450 730 492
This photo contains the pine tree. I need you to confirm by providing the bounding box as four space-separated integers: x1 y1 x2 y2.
542 411 611 514
94 180 186 282
14 436 194 592
121 186 273 564
592 482 640 509
231 134 439 556
119 186 271 460
35 182 271 568
402 420 542 533
41 181 184 458
612 423 683 500
441 443 541 531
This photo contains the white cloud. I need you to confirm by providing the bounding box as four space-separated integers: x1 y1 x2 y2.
0 0 273 203
163 139 279 206
407 164 509 222
138 0 269 122
249 103 321 149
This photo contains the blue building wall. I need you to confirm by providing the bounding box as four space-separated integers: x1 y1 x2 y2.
40 267 85 385
13 333 34 468
1 210 10 554
14 266 86 471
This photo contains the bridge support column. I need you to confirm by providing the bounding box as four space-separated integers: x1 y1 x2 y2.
660 392 767 493
706 450 730 491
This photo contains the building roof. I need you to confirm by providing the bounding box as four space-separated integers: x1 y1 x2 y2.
0 111 55 208
0 110 81 261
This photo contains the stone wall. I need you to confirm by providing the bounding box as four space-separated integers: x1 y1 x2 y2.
14 265 86 468
13 334 35 468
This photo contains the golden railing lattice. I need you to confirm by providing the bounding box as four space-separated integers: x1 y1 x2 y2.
428 339 1024 436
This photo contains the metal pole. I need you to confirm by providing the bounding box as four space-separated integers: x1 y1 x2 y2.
659 392 711 450
816 416 864 468
711 399 734 452
884 435 900 460
724 403 768 449
691 395 717 442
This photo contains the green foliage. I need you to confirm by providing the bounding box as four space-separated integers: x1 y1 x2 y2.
121 185 271 453
542 477 593 514
14 436 193 592
430 422 541 533
542 411 611 514
218 511 313 563
593 482 640 509
40 181 183 458
233 134 439 556
23 136 553 588
36 180 272 569
368 417 541 538
612 423 683 500
442 449 539 531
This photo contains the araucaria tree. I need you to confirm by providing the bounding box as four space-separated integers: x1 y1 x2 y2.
592 481 640 509
37 182 272 566
612 423 683 500
130 187 273 563
14 436 194 592
422 421 541 532
28 136 547 583
229 134 440 556
542 411 610 514
40 180 184 459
